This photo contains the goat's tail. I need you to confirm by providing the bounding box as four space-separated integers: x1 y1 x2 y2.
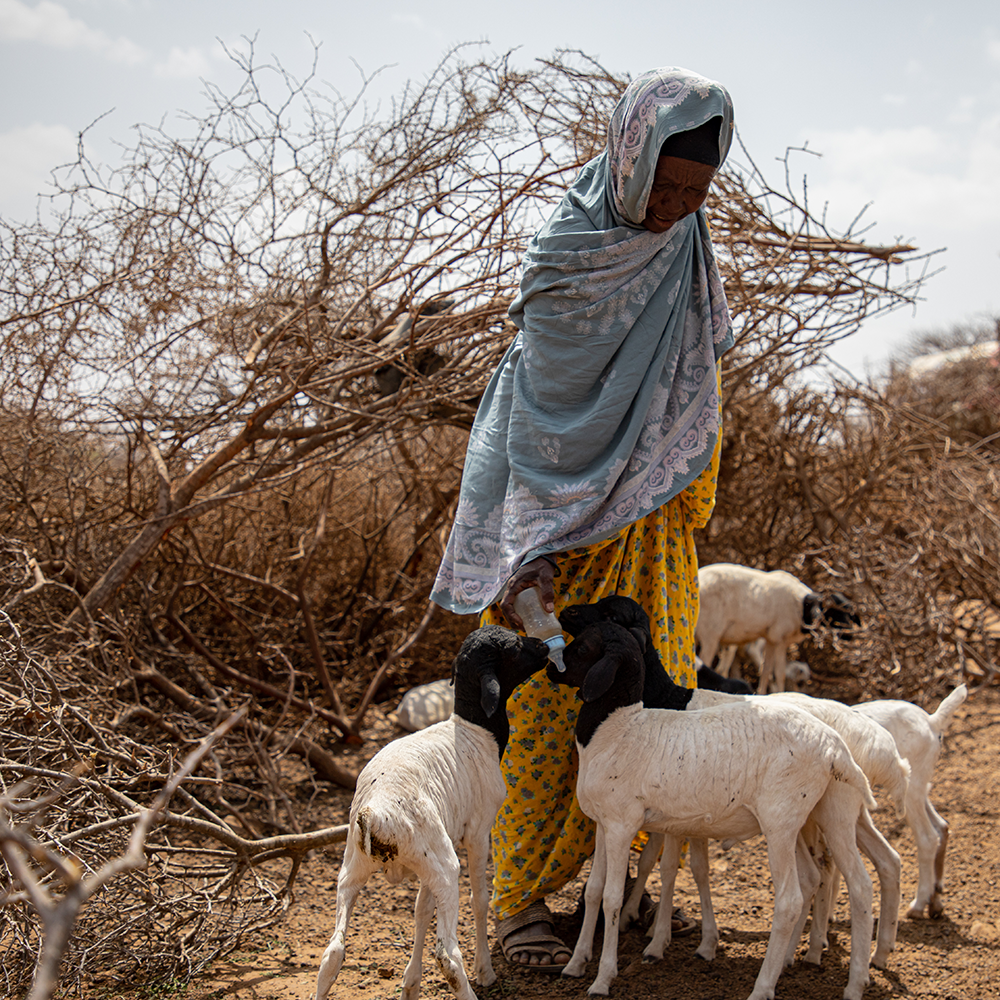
357 806 375 857
929 684 968 737
881 753 912 819
834 742 879 812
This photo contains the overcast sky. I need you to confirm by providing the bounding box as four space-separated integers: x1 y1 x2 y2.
2 0 998 376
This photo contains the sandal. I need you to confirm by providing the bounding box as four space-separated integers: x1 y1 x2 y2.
671 907 698 938
497 899 572 972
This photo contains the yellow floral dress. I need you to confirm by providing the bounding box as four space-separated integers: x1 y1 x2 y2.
482 433 722 920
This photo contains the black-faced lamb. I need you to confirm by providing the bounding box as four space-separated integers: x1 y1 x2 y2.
560 594 903 970
696 562 860 693
695 657 755 694
852 684 967 918
315 626 550 1000
551 620 875 1000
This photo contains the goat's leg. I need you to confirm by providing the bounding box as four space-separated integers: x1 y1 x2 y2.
423 847 477 1000
810 812 899 962
928 800 950 917
643 835 682 960
590 827 633 996
904 785 945 917
856 809 901 968
688 837 720 960
805 862 839 965
402 882 435 1000
622 832 663 927
564 824 606 978
761 643 788 695
757 642 776 694
748 828 803 1000
316 844 372 1000
699 636 720 673
715 645 737 677
789 828 824 967
817 802 873 1000
464 832 496 987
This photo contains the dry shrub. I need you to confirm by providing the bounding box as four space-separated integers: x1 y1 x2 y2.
699 369 1000 703
0 605 283 998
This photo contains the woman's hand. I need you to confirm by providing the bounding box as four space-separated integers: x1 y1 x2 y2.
500 557 557 629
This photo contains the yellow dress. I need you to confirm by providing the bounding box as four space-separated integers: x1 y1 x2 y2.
482 433 722 920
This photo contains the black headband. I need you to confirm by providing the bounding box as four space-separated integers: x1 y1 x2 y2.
659 117 723 167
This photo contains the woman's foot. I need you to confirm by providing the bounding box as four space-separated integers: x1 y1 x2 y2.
497 900 572 971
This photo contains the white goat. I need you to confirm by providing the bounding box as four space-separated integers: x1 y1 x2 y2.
852 684 968 918
716 639 812 691
561 595 903 970
394 676 454 731
697 563 859 693
315 626 550 1000
552 621 875 1000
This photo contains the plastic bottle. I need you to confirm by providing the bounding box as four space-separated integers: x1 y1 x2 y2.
513 586 567 672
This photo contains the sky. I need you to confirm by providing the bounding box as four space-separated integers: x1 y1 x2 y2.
1 0 998 378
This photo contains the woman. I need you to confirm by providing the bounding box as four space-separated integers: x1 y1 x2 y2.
431 66 735 969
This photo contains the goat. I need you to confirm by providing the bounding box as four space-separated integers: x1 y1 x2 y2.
697 563 860 693
315 626 550 1000
550 620 875 1000
561 594 903 970
716 639 812 691
852 684 968 918
394 676 454 732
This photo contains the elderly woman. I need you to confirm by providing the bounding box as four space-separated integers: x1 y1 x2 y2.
431 67 735 969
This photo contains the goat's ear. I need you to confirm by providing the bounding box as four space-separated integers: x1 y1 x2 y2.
581 653 619 702
628 626 648 653
480 671 501 718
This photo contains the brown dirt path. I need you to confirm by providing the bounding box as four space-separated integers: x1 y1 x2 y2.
178 684 1000 1000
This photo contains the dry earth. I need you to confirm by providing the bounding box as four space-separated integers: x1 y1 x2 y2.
174 682 999 1000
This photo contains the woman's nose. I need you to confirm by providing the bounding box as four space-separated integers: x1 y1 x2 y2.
658 190 683 215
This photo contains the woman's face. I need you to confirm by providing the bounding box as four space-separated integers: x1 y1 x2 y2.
642 156 717 233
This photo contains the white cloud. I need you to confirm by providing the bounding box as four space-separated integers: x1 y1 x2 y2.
0 0 146 63
154 45 212 79
798 118 1000 239
0 122 77 219
987 36 1000 61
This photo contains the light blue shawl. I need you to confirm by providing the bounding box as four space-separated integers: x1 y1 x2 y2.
432 68 735 614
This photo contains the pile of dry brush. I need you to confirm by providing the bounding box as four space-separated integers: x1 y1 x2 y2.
1 47 997 998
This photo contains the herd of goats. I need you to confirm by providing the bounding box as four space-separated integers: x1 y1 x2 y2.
312 563 967 1000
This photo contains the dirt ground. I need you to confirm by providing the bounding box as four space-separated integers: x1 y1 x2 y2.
180 681 1000 1000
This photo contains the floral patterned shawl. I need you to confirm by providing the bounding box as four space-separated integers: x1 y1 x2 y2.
432 68 736 614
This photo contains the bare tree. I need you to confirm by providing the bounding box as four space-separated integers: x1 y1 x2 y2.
0 46 921 629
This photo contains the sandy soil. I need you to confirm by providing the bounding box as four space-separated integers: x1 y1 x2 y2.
180 683 1000 1000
